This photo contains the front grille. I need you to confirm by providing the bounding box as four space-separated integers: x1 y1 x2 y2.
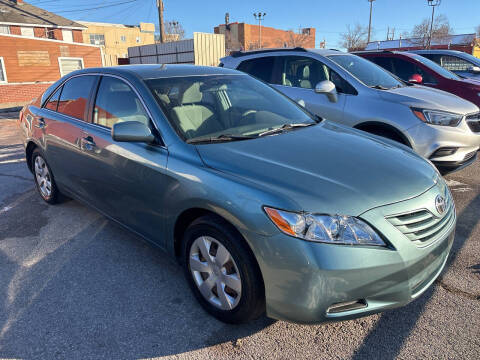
466 113 480 133
464 150 477 162
386 192 455 246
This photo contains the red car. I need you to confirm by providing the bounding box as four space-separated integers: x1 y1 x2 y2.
356 51 480 107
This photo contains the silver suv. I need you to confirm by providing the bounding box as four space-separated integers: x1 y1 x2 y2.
221 48 480 173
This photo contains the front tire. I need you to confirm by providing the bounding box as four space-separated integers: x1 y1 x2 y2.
32 149 59 204
182 215 265 324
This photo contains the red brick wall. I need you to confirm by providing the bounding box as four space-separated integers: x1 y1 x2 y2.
52 29 63 41
73 30 83 43
10 26 21 35
0 83 52 104
33 27 47 39
0 34 103 83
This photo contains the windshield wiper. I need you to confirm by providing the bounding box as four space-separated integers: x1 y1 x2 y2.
186 134 256 144
258 122 315 137
370 85 391 90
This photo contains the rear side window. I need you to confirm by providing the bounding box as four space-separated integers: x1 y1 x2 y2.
237 57 275 83
370 57 394 72
44 86 62 112
93 76 149 128
439 55 473 72
57 76 96 120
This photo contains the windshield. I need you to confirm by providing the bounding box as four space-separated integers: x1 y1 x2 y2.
146 74 317 142
410 54 460 80
327 54 403 89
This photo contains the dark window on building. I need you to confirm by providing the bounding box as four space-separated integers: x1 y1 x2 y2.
57 76 96 120
44 86 63 112
237 57 275 83
93 76 149 128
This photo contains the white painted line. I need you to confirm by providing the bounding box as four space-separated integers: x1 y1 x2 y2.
0 158 26 164
451 187 472 193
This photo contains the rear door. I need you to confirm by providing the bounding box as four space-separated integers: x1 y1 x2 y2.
78 75 169 244
38 75 97 197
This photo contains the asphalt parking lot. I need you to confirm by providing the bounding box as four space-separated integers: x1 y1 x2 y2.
0 116 479 359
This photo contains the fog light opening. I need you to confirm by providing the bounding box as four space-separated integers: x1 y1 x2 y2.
326 299 367 314
429 147 458 159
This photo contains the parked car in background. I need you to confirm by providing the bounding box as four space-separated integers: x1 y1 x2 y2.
412 49 480 80
356 50 480 108
19 65 455 325
221 48 480 173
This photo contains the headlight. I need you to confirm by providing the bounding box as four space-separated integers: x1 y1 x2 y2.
264 207 386 246
411 108 463 127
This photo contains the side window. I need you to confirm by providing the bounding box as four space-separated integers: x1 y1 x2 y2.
390 58 437 84
281 56 329 89
440 55 472 72
57 76 96 120
237 57 275 83
93 76 149 129
44 86 62 112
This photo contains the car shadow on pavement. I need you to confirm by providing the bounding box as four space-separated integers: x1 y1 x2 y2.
351 193 480 360
0 195 275 359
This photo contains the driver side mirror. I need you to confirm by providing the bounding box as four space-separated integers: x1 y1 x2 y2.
469 66 480 74
408 74 423 84
112 121 155 143
314 80 338 103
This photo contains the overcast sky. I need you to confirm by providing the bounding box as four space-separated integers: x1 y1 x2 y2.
30 0 480 49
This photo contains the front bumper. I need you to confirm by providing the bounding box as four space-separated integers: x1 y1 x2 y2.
406 120 480 171
244 184 455 324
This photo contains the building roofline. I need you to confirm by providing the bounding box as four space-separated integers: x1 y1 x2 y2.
0 21 85 30
0 32 101 47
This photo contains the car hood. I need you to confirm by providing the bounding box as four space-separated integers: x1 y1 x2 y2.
196 121 438 216
377 85 479 114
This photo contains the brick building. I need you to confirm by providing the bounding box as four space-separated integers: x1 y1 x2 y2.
214 22 316 53
0 0 103 107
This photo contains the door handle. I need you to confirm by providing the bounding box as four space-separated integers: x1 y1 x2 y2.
80 136 96 152
34 117 46 129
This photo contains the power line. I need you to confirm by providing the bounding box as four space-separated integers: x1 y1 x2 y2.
55 0 139 14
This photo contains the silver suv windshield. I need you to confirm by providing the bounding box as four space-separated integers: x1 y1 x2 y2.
146 74 317 143
327 54 403 89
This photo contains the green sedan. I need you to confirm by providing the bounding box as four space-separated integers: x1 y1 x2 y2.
19 65 455 324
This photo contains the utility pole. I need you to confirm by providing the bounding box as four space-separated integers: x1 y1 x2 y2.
253 12 266 49
367 0 375 43
427 0 441 49
157 0 165 43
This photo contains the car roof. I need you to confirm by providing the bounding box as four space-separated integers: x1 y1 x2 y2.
354 50 417 58
74 64 240 79
223 47 345 60
412 49 465 55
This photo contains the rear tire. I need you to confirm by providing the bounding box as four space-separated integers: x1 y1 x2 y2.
182 215 265 324
32 149 59 204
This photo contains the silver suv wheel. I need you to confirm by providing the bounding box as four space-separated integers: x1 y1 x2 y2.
34 155 52 198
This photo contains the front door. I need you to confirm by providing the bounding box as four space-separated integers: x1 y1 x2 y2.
271 55 346 122
79 75 169 244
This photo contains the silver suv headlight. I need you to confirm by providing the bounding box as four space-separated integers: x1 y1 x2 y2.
264 207 386 246
412 108 463 127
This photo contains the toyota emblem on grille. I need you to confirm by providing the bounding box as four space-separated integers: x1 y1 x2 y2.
435 195 446 215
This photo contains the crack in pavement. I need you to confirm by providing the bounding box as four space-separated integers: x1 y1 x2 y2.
435 279 480 301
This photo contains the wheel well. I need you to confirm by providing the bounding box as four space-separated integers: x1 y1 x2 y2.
354 122 411 147
173 208 214 257
25 141 37 172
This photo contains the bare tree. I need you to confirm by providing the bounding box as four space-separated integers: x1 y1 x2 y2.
275 30 312 48
410 14 452 48
165 20 185 42
476 25 480 37
339 24 368 51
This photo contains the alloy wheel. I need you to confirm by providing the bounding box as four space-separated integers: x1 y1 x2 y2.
189 236 242 310
34 155 52 199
